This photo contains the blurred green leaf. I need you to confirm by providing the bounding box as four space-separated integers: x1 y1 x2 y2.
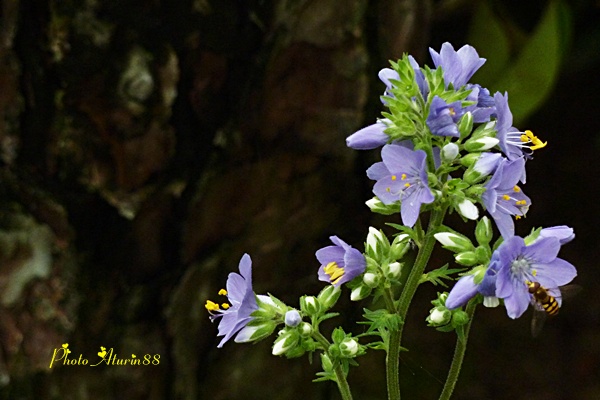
469 1 572 124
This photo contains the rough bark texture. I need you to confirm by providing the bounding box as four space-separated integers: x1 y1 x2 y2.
0 1 599 399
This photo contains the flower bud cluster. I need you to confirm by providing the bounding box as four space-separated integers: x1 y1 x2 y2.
426 292 469 332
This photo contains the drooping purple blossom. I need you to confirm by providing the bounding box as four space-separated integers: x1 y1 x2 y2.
429 42 486 88
465 84 495 123
495 235 577 319
316 236 366 287
446 253 499 309
346 120 390 150
207 254 258 347
482 157 530 238
426 96 463 137
367 144 435 227
538 226 575 244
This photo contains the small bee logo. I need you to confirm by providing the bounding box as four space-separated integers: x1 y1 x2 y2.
527 281 580 337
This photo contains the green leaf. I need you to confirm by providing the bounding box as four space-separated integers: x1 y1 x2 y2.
420 264 466 287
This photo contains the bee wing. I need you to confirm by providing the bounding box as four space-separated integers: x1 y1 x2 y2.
531 307 548 338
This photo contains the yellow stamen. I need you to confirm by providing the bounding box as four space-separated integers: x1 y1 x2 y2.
515 215 522 220
205 300 220 311
513 186 521 193
401 173 407 180
404 183 410 188
532 269 537 276
516 200 527 206
521 130 547 150
391 175 397 181
218 289 227 296
221 303 230 309
449 107 456 116
324 261 345 283
502 194 510 201
386 187 391 192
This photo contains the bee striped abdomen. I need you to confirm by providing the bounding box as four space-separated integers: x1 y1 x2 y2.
542 296 559 316
527 281 560 317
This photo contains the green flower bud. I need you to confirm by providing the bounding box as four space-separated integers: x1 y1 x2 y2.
390 234 410 260
317 285 341 310
384 261 402 279
434 231 474 253
350 284 372 301
451 309 470 327
366 227 390 258
299 322 312 337
454 251 478 266
475 245 491 264
457 112 474 139
366 197 400 215
320 353 334 372
427 307 451 326
363 272 379 288
464 137 499 152
272 328 300 356
339 338 360 358
234 320 278 343
300 295 321 316
459 152 481 168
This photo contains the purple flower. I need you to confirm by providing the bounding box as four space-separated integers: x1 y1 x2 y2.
206 254 258 347
346 120 390 150
446 254 499 309
429 42 486 88
465 84 495 123
482 157 530 238
426 96 463 137
316 236 366 286
538 226 575 244
495 235 577 319
494 92 547 160
367 144 435 227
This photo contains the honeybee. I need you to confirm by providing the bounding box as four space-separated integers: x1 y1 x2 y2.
527 281 580 337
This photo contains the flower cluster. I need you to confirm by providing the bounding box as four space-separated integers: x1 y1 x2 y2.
205 41 578 399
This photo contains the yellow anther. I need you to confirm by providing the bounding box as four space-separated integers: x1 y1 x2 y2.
449 107 456 116
516 200 527 206
515 215 522 220
502 194 511 201
205 300 220 311
513 186 521 193
404 182 410 188
532 269 538 276
386 187 391 192
391 175 397 181
401 173 407 180
521 130 547 150
324 261 345 283
218 289 227 296
221 303 230 309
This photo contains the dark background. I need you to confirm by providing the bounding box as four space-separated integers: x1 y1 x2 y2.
0 0 598 399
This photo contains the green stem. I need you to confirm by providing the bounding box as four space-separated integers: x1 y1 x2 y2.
312 331 353 400
386 206 448 400
438 299 477 400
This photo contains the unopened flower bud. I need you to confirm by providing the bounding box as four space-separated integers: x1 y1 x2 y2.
427 307 451 326
455 251 478 266
464 137 499 152
284 309 302 327
235 320 277 343
385 262 402 279
366 227 390 257
457 199 479 220
339 338 359 358
350 284 372 301
483 296 499 308
434 232 474 253
299 322 312 336
272 329 300 356
441 142 460 162
390 234 410 260
475 216 493 245
451 310 470 327
366 197 400 215
363 272 379 288
317 285 341 310
457 112 474 139
300 296 321 316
